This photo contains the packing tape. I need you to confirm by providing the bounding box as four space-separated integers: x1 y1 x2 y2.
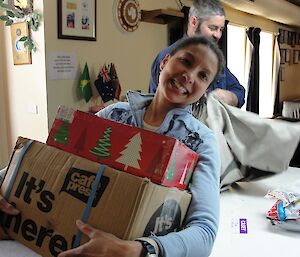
3 140 34 200
72 164 106 248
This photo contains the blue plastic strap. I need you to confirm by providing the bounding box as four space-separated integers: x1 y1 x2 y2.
4 140 34 200
72 164 106 248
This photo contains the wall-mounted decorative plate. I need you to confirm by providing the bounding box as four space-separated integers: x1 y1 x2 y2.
116 0 141 32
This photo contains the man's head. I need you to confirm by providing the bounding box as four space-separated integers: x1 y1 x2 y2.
187 0 225 42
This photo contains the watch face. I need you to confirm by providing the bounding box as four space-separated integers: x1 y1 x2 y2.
116 0 141 32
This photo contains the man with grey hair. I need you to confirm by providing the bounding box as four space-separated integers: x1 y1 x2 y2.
149 0 245 108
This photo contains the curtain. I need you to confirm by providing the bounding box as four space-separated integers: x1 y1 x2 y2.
244 31 254 107
218 20 229 63
168 6 190 45
246 27 261 114
273 34 282 116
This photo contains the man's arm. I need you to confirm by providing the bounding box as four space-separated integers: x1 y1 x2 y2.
211 88 239 107
210 68 245 108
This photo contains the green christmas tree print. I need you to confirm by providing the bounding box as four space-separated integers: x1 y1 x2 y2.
52 121 70 144
90 127 112 158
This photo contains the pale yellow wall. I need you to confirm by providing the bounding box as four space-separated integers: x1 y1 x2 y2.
1 0 48 158
43 0 181 127
224 5 279 32
0 23 10 168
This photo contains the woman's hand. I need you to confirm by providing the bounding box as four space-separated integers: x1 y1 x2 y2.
0 195 20 239
58 220 143 257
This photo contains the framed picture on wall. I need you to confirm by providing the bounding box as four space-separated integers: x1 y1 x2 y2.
10 22 32 65
291 32 296 47
280 49 286 64
293 50 299 64
279 29 286 44
287 31 291 45
279 66 285 82
285 49 290 63
294 33 299 46
284 30 289 44
58 0 96 41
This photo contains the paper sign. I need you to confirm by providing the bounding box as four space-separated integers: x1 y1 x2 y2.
47 52 78 80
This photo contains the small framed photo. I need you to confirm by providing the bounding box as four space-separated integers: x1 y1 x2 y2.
293 50 299 64
295 33 298 46
10 22 32 65
291 32 297 47
284 30 289 44
280 49 286 64
279 66 285 82
58 0 97 41
279 29 285 44
285 49 290 63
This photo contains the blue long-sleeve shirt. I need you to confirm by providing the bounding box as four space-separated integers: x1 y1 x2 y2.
149 39 246 108
96 91 220 257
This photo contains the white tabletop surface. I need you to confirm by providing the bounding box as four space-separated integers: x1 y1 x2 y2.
210 166 300 257
1 167 299 257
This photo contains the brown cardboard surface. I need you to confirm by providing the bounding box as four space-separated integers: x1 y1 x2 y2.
0 137 191 257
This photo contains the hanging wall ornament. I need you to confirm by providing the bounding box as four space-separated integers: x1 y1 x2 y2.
115 0 141 32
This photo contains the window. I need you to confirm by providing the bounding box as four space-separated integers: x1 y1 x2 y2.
227 24 247 86
227 24 275 115
259 31 274 118
227 24 247 108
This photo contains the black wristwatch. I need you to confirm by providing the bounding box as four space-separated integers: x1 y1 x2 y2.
136 239 158 257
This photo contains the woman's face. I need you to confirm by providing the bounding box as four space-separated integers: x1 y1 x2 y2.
158 44 218 107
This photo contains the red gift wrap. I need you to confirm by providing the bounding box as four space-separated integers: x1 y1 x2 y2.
46 106 199 190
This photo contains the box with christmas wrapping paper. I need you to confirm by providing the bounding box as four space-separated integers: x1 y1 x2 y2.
0 137 191 257
46 105 199 190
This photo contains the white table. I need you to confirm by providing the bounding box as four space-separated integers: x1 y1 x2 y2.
210 166 300 257
1 167 300 257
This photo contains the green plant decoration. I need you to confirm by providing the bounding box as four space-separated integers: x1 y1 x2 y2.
0 0 41 52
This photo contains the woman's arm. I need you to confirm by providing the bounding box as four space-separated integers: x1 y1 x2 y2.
152 132 220 257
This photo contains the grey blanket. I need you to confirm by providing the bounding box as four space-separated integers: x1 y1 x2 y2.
193 95 300 188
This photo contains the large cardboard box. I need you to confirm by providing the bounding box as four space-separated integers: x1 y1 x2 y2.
0 137 191 257
46 106 198 190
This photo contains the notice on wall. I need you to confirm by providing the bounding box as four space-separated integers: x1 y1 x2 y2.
47 52 78 80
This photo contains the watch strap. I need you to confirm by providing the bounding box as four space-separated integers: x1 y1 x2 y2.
135 238 158 257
